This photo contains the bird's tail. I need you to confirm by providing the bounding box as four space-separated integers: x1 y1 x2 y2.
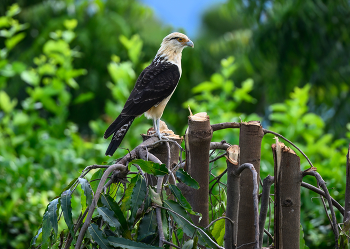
105 117 134 156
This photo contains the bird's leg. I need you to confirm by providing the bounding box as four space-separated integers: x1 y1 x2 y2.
155 118 162 139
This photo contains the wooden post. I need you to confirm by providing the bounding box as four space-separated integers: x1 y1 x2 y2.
178 112 212 227
272 142 301 249
142 121 183 186
225 145 240 249
237 121 264 249
344 144 350 222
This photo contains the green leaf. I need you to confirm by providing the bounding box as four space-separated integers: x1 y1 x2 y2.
21 70 40 86
149 186 162 206
130 159 168 176
108 237 162 249
176 169 200 189
129 174 147 225
47 198 59 237
0 90 17 113
101 194 131 239
30 227 42 246
121 175 138 212
300 224 310 249
97 206 121 228
164 200 195 238
42 198 59 249
129 175 147 223
42 210 51 249
164 200 216 248
211 218 225 246
73 92 95 104
5 32 25 50
64 19 78 30
161 208 169 241
78 177 93 207
89 224 112 249
6 4 20 17
169 184 192 211
182 239 196 249
61 190 74 236
137 209 157 242
59 177 78 197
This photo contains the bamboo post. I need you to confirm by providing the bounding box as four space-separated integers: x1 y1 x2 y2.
272 142 301 249
237 121 264 249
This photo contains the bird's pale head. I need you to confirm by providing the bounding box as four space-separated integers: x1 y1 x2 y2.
161 32 194 49
156 32 194 66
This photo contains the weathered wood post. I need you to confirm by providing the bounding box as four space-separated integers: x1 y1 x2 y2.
225 145 240 249
178 112 212 227
272 142 301 249
237 121 264 249
344 144 350 222
142 121 183 186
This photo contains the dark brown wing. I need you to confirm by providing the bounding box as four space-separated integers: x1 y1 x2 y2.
121 62 180 116
104 61 180 139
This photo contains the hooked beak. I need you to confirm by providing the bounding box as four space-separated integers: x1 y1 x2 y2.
186 40 194 48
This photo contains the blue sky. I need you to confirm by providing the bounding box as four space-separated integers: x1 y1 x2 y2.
140 0 226 38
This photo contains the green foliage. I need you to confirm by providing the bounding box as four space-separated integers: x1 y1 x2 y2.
129 159 169 176
28 159 216 248
212 218 225 246
0 6 104 248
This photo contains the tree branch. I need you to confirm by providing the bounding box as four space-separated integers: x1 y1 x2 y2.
259 175 274 248
75 164 127 249
211 122 240 131
301 181 344 215
302 170 339 248
263 129 315 171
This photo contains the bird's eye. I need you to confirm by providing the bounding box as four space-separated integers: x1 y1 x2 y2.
177 37 183 42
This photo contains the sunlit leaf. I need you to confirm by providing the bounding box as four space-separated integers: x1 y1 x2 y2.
121 175 138 212
149 186 162 206
78 178 93 207
64 19 78 30
0 90 17 113
211 218 225 246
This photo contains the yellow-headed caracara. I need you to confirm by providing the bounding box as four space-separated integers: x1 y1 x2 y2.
104 32 194 156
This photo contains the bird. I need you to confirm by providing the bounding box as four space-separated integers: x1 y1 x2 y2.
104 32 194 156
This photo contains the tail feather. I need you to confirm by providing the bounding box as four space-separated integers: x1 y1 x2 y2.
105 118 134 156
104 115 133 139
